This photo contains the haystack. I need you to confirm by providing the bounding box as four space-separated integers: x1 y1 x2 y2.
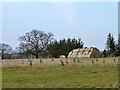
59 55 66 58
67 47 102 58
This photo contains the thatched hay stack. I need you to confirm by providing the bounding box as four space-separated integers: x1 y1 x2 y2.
67 47 102 58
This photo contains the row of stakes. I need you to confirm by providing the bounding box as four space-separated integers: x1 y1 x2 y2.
92 58 117 65
21 57 117 66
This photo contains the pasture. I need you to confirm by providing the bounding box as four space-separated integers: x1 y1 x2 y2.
2 57 119 88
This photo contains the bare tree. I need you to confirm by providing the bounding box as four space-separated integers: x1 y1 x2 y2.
18 30 54 58
0 43 13 59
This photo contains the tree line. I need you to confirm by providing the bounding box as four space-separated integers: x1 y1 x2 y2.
103 33 120 57
0 30 120 59
47 38 84 58
0 30 83 59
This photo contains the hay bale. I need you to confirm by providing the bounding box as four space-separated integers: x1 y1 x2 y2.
85 48 89 51
79 49 82 52
84 51 89 54
67 47 101 58
80 49 84 52
59 55 66 58
69 51 73 55
79 55 83 57
78 52 82 55
73 49 79 52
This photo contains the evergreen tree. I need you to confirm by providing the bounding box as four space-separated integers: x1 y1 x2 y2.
118 34 120 50
106 33 115 53
114 34 120 56
47 38 84 58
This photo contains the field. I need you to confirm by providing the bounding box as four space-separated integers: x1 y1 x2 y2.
2 57 119 88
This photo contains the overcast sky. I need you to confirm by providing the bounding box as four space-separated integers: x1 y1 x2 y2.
2 2 118 51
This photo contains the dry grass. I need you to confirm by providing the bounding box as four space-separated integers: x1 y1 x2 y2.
2 57 118 67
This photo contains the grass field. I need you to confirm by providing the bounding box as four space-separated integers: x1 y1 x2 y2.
2 57 119 88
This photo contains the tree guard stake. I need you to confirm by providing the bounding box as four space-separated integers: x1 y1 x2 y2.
92 58 94 65
40 57 42 63
103 58 105 63
66 58 68 64
114 58 116 62
60 60 64 66
73 58 75 62
96 58 98 62
30 60 32 66
51 58 54 62
77 58 79 62
28 58 29 62
22 59 24 64
114 56 116 62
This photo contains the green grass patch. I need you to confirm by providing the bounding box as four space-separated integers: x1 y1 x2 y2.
2 63 118 88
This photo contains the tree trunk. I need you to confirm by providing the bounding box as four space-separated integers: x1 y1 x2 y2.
36 54 38 59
